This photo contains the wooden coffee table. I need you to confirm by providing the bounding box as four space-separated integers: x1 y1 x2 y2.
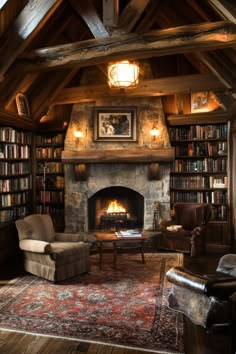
94 231 156 269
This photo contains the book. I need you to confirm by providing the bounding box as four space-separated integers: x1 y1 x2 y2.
115 230 142 238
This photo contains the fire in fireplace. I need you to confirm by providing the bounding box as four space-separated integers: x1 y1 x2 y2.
88 186 144 231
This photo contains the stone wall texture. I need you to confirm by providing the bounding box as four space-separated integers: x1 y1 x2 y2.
64 97 172 232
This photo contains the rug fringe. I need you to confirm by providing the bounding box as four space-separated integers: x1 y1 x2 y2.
0 327 184 354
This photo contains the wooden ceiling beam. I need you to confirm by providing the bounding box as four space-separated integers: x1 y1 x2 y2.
0 0 63 80
15 21 236 72
53 73 226 105
114 0 150 34
208 0 236 23
196 51 236 99
103 0 119 28
30 69 78 121
68 0 110 38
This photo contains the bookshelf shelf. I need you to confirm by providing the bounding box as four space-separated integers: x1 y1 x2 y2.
35 131 65 231
168 117 230 250
0 127 32 223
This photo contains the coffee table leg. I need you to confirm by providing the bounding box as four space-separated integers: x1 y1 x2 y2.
113 242 117 269
99 241 103 270
141 240 145 263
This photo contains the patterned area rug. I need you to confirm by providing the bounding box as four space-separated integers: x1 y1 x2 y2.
0 253 184 354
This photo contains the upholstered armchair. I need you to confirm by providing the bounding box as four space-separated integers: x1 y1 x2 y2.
160 203 212 256
166 254 236 354
15 214 94 282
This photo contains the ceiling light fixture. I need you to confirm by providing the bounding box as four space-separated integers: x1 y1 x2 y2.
107 60 139 88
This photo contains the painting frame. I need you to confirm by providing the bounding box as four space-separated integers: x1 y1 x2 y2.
94 106 137 142
191 91 209 113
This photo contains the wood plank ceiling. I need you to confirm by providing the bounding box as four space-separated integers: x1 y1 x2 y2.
0 0 235 129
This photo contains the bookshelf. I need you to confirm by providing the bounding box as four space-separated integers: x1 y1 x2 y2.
0 126 32 223
35 131 65 231
167 113 231 252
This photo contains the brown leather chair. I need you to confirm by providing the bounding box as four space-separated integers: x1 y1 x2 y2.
160 203 212 256
166 254 236 354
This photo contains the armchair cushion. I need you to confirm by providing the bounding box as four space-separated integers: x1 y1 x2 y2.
23 214 55 242
15 220 33 241
20 239 52 254
55 232 85 242
50 242 90 264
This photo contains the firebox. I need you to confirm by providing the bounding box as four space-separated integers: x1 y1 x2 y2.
88 186 144 231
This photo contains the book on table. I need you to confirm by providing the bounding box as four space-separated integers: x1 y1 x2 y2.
115 230 142 238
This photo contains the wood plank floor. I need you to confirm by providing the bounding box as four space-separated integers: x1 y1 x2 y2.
0 253 224 354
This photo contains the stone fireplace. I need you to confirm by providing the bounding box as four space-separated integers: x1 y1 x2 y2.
88 186 144 231
63 97 173 232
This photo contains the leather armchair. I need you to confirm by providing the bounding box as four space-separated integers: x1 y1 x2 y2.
166 254 236 354
160 203 212 256
15 214 95 281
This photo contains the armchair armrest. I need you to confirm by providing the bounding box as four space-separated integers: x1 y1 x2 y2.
55 232 84 242
55 232 96 244
166 266 236 300
160 219 176 228
20 239 52 254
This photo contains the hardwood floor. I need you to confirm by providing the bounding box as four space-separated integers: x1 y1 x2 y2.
0 253 230 354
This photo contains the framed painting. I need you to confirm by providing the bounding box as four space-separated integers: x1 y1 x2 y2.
94 106 137 142
191 91 209 113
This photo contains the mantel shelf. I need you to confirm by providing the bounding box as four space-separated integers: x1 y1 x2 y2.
61 148 175 164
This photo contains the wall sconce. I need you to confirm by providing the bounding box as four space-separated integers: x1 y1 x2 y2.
150 125 161 141
74 130 84 148
107 60 139 88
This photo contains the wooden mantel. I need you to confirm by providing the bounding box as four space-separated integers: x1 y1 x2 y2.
62 149 174 180
61 148 175 164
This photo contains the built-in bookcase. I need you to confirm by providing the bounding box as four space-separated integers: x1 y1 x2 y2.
167 113 231 252
0 126 32 223
35 131 65 231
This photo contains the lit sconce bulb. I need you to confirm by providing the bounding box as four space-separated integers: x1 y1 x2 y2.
74 130 84 149
74 130 84 138
150 126 160 141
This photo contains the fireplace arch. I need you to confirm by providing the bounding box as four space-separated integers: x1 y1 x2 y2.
88 186 144 231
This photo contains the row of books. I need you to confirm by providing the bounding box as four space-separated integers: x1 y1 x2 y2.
0 144 31 159
35 205 64 214
36 175 64 189
170 176 228 189
0 161 31 176
35 134 64 145
1 191 30 208
210 205 228 221
36 147 62 159
170 190 227 204
0 176 31 193
37 190 64 203
0 206 30 222
37 162 63 173
169 124 227 141
0 128 31 144
172 158 227 173
174 141 227 157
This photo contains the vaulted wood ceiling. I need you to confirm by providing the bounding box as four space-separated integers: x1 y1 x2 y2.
0 0 235 130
